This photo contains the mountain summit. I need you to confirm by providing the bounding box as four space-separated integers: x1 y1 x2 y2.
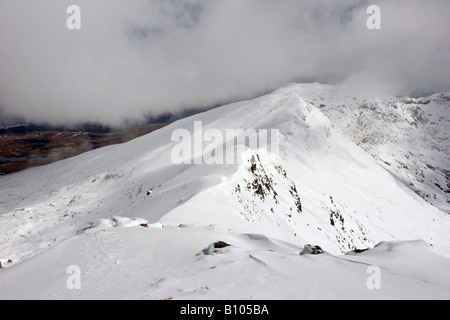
0 83 449 299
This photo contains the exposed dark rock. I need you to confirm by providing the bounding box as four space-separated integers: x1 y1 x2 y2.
213 241 231 249
300 244 325 255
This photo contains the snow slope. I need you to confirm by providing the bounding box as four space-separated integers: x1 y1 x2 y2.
287 83 450 213
1 222 449 300
0 83 449 299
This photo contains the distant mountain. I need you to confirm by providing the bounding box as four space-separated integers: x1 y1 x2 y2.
0 83 449 299
0 123 111 135
0 105 216 135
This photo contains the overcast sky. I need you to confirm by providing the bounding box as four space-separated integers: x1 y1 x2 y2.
0 0 449 126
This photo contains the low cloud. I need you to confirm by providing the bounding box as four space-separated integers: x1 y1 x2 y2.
0 0 448 126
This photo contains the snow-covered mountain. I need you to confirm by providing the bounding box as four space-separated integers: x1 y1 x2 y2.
0 83 449 299
291 84 450 214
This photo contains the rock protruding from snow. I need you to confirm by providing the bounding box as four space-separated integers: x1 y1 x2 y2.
232 152 302 231
78 217 150 234
202 241 232 255
300 244 325 255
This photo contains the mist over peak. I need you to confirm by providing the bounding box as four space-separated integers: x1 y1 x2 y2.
0 0 449 126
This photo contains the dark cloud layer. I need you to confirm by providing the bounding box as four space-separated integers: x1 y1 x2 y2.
0 0 449 126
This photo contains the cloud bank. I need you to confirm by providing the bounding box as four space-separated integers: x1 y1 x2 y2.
0 0 449 126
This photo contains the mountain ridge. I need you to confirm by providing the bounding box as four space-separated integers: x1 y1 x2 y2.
0 83 449 299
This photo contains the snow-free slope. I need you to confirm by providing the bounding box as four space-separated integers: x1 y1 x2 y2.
0 83 449 299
